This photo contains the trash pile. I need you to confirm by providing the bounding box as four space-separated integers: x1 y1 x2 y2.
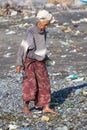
0 65 87 130
0 3 22 16
0 1 87 130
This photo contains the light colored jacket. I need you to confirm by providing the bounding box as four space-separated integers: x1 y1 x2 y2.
16 25 47 66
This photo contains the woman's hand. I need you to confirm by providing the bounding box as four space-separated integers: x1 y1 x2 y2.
16 66 22 73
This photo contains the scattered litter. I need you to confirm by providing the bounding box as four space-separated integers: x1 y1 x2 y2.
58 109 63 113
8 46 11 49
10 65 15 68
8 124 18 130
82 87 87 96
66 74 78 79
3 53 12 58
74 89 82 95
46 60 55 66
41 116 50 121
11 10 17 16
21 128 30 130
0 2 87 130
56 126 68 130
61 55 67 58
6 31 16 35
72 77 84 82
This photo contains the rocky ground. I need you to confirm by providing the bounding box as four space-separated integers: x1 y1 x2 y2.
0 3 87 130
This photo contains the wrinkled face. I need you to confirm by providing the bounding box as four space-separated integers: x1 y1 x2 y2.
37 20 50 30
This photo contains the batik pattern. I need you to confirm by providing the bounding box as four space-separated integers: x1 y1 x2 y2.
22 57 51 107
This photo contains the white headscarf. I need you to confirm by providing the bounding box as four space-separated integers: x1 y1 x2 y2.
36 10 52 22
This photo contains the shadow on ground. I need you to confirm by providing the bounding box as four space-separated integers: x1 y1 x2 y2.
51 83 87 108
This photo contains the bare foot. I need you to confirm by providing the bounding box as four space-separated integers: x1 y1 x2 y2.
23 107 32 115
43 107 58 115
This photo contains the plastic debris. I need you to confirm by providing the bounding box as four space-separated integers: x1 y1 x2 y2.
82 87 87 96
46 60 55 66
58 109 63 113
66 74 78 79
55 126 68 130
11 10 17 16
0 2 87 130
72 77 84 82
21 128 30 130
41 116 50 121
3 53 12 58
6 31 16 35
65 103 74 108
74 89 82 96
8 124 18 130
8 46 11 49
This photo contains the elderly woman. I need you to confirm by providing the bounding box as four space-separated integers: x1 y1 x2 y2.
16 10 57 115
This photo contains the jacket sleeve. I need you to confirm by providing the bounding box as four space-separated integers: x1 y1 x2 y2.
16 30 34 66
16 41 24 67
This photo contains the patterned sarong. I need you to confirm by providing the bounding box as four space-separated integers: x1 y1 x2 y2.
22 57 51 107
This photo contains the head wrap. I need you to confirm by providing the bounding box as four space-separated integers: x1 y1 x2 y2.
36 10 52 22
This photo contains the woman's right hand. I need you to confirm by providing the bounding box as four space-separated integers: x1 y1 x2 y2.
16 66 22 73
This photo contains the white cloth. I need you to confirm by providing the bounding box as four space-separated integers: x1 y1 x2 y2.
36 10 52 22
35 48 47 57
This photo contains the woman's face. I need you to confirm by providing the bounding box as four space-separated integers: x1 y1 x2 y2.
37 20 50 30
